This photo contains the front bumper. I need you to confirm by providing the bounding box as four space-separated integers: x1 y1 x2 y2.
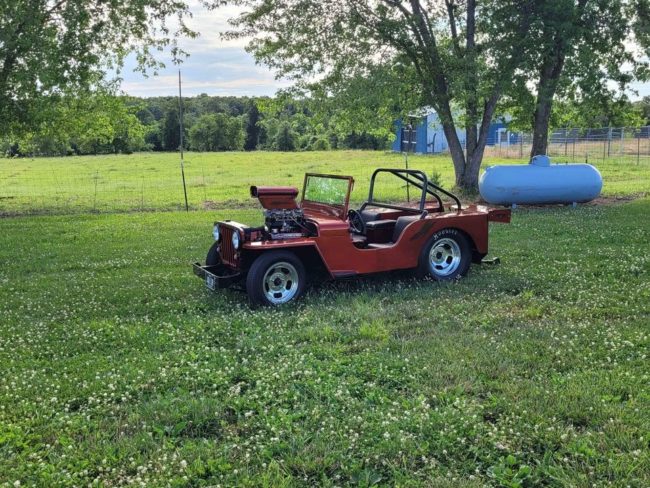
192 262 242 290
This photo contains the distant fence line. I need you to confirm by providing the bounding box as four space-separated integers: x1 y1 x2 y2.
482 126 650 164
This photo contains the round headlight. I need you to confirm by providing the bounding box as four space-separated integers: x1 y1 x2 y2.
231 231 240 250
212 224 220 241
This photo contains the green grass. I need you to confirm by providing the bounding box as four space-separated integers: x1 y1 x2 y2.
1 197 649 486
1 151 648 215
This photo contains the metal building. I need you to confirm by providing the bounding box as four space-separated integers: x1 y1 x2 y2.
392 109 518 154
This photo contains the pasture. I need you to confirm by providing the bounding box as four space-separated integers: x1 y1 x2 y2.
1 151 649 215
0 151 648 487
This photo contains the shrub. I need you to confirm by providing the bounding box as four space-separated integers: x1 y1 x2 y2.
311 138 331 151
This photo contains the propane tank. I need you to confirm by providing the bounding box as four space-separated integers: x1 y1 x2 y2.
479 155 602 205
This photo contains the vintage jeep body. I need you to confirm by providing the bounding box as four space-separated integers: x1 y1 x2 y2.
193 168 510 306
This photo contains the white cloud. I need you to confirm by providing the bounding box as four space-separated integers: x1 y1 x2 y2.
121 75 291 97
117 3 289 97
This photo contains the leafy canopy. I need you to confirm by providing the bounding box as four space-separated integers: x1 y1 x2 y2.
502 0 649 133
0 0 209 133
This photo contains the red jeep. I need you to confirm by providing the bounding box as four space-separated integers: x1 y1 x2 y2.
193 169 510 306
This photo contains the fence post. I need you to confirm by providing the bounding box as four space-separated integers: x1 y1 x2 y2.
404 152 410 203
201 165 207 204
93 171 99 212
572 138 576 162
638 135 641 165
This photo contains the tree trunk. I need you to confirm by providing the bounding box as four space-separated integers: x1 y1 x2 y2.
461 93 500 190
433 99 467 187
531 96 553 156
443 122 468 187
464 0 478 161
529 0 589 158
434 92 500 192
530 37 567 158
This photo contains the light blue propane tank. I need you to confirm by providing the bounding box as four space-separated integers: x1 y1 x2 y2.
479 155 603 205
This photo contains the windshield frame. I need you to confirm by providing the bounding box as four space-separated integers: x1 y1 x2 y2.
301 173 354 219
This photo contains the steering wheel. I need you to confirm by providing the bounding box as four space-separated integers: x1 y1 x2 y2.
348 209 366 234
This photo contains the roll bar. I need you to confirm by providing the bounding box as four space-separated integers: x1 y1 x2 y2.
361 168 461 214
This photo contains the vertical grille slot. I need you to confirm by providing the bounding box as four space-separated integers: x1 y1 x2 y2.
219 226 237 267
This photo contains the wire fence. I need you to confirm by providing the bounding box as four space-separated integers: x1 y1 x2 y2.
482 126 650 164
0 152 450 216
1 127 648 217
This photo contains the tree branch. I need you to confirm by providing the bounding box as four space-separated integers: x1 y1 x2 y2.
380 0 428 54
445 0 462 57
406 0 452 107
350 1 434 104
45 0 68 17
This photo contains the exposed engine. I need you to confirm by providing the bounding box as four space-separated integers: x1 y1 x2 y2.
264 208 307 239
249 186 310 240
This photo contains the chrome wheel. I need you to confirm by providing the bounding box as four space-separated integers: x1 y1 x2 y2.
262 261 299 304
428 238 462 277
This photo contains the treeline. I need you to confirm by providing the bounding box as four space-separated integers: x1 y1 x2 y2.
2 93 390 157
5 90 649 158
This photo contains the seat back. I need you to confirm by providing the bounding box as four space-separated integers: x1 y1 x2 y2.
360 209 381 223
392 216 420 242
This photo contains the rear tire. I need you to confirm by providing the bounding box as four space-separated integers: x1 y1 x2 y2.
206 241 221 266
246 251 306 306
418 228 471 280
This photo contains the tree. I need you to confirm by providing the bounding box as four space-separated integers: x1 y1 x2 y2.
66 94 146 154
517 0 647 156
223 115 245 151
145 123 164 151
162 109 182 151
189 114 220 151
9 91 146 156
552 94 644 129
274 123 296 151
634 96 650 125
0 0 203 134
244 102 261 150
188 113 244 151
223 0 535 190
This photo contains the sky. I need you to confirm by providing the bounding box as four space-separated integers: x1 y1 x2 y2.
118 2 650 100
118 3 290 98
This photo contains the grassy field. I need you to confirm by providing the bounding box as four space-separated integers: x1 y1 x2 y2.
0 151 649 486
1 151 649 215
0 205 649 485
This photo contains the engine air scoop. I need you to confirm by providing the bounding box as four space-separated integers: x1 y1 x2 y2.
250 186 299 209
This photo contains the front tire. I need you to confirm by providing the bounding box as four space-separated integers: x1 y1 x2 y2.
246 251 306 306
418 228 472 280
206 241 221 266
